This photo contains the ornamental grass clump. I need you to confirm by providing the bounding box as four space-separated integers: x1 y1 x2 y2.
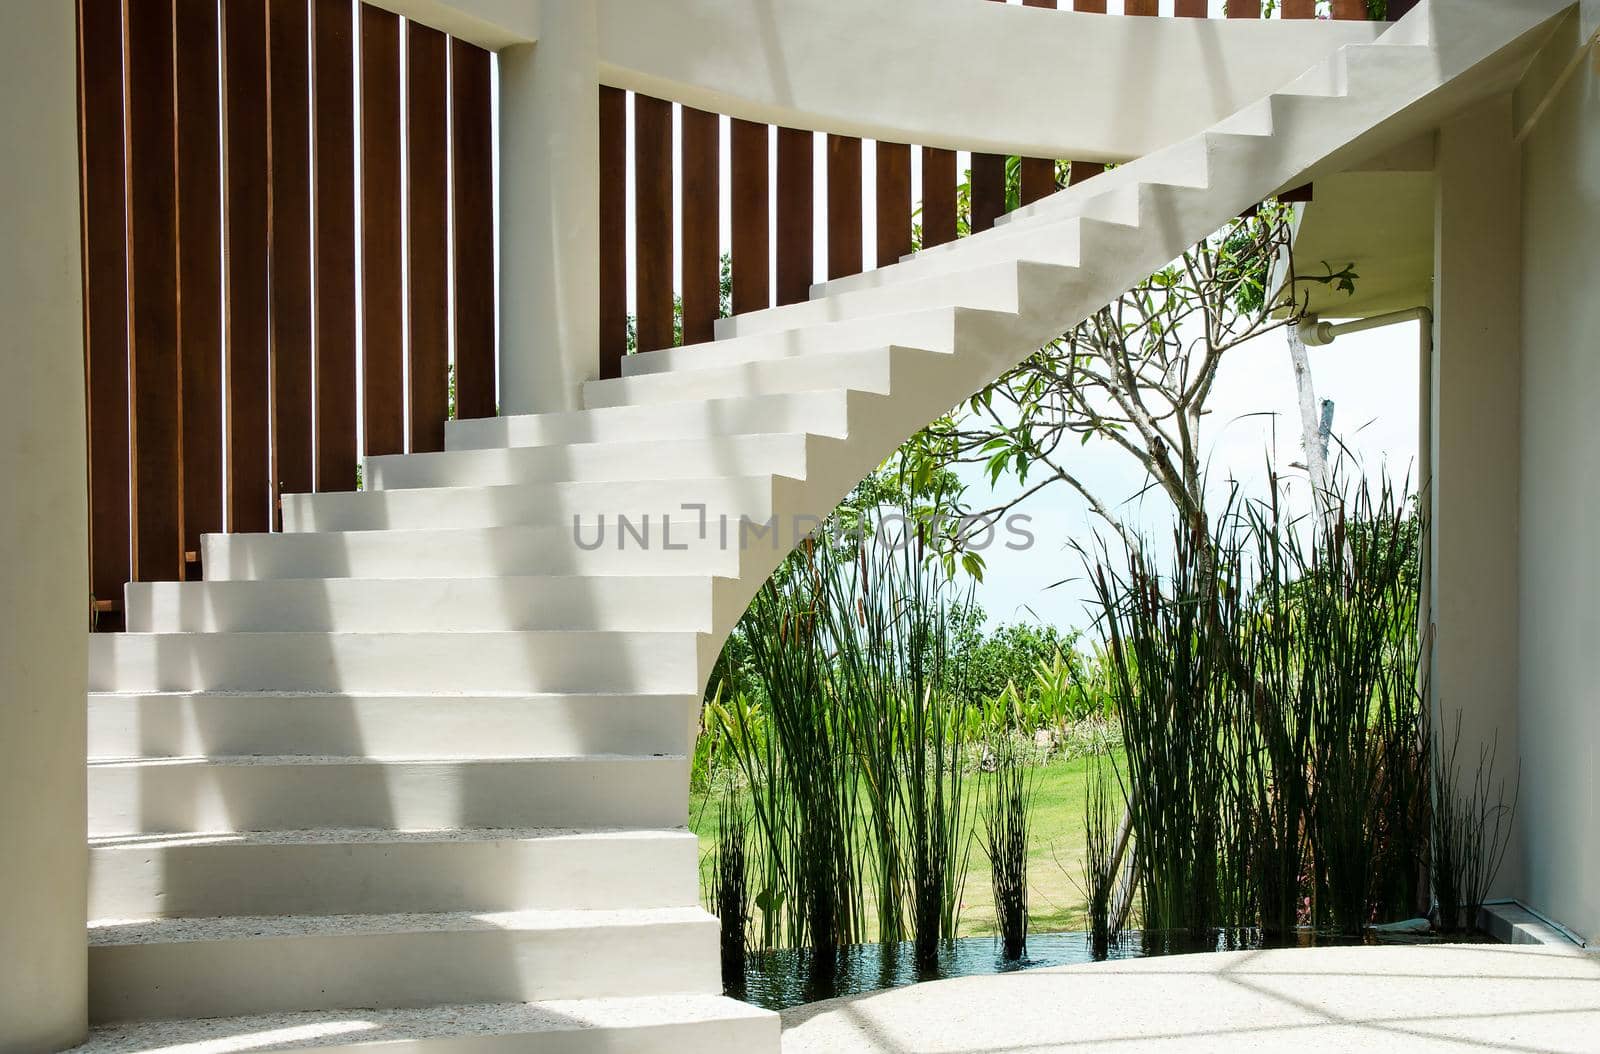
713 798 751 993
981 731 1033 960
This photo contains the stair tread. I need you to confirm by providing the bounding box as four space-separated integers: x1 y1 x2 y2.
89 753 684 767
89 688 699 700
90 906 714 945
80 994 771 1052
90 826 695 850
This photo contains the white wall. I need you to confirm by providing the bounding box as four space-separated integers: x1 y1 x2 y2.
1516 30 1600 945
0 0 88 1049
1430 93 1524 903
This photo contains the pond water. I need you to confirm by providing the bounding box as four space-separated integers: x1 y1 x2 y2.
730 928 1438 1011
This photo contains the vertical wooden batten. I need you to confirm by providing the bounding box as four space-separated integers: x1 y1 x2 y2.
730 118 770 315
875 141 912 269
224 0 273 535
597 85 626 379
125 0 182 581
360 4 403 458
268 0 314 520
313 0 357 489
970 152 1006 234
633 94 675 353
175 0 224 574
826 134 862 280
775 127 813 307
407 21 449 453
451 40 496 418
920 146 957 249
77 0 132 618
680 106 721 341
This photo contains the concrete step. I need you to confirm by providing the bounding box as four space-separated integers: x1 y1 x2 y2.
588 344 917 410
88 907 721 1024
445 389 853 451
625 307 965 378
200 522 744 581
88 754 689 837
88 630 710 695
124 575 715 634
89 828 700 921
282 474 787 533
365 431 808 491
709 258 1033 340
88 691 699 760
80 993 777 1052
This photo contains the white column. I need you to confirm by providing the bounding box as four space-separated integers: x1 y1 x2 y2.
497 0 600 415
0 1 89 1049
1429 93 1523 900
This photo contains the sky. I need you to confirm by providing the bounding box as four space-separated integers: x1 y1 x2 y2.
958 319 1421 631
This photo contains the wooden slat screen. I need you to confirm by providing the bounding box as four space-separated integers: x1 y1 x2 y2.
775 128 813 307
921 147 958 249
452 40 496 418
680 108 722 340
634 94 676 353
176 1 224 571
731 118 771 315
270 0 315 521
126 0 182 584
77 0 501 624
875 142 913 270
407 22 450 453
314 0 357 491
78 0 132 626
224 0 273 538
826 134 863 280
597 85 627 379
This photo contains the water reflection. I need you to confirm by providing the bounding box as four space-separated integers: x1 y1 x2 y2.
731 928 1370 1011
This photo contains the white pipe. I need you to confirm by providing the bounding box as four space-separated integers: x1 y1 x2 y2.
1298 306 1433 347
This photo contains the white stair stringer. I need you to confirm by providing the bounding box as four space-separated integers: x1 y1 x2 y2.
79 3 1567 1050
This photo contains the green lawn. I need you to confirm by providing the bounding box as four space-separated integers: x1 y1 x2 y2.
689 751 1116 940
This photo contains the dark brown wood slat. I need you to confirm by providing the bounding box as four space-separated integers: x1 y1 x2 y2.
269 0 313 520
224 0 273 535
451 38 495 418
730 118 769 315
1331 0 1368 18
633 94 674 352
360 4 403 457
1021 0 1055 6
175 0 223 572
970 152 1006 234
1069 160 1105 186
126 0 182 581
1072 0 1107 12
826 134 862 279
920 146 957 249
1123 0 1157 15
875 141 911 269
597 85 626 378
775 127 812 307
680 106 721 339
78 0 131 619
1020 158 1057 206
1282 0 1317 16
313 0 356 489
407 22 449 453
1174 0 1207 15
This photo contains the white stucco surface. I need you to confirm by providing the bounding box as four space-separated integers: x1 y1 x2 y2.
781 944 1600 1053
1516 18 1600 948
0 0 88 1049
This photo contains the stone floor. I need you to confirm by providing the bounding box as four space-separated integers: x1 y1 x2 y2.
780 943 1600 1053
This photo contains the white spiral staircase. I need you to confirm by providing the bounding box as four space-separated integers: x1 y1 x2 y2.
80 2 1562 1049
